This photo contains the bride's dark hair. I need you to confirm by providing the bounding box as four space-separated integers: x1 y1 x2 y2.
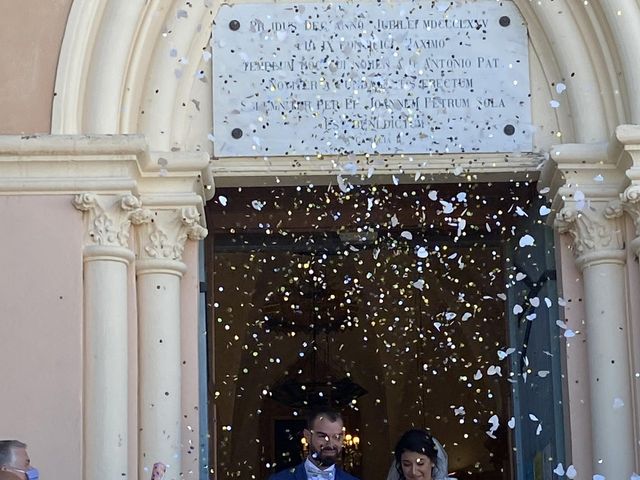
394 429 439 479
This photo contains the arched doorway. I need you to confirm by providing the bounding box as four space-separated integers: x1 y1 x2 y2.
47 0 640 477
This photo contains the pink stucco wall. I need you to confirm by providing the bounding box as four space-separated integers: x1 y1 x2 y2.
0 195 83 477
0 0 72 134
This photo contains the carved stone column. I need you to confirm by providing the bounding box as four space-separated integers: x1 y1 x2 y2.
555 202 635 480
135 206 207 480
73 192 147 480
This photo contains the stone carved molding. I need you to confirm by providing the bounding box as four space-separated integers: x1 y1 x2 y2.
135 207 208 262
555 205 624 260
73 192 148 248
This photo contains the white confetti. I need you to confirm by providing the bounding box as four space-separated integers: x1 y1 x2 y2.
498 348 515 360
486 414 499 438
594 174 604 183
558 297 567 307
515 272 527 281
457 218 467 236
390 214 400 227
401 231 413 240
417 247 428 258
530 297 540 307
474 369 483 380
528 413 539 422
251 200 265 211
428 190 438 201
413 279 425 290
566 465 577 478
513 305 523 315
564 329 576 338
593 475 605 480
436 0 451 12
341 162 357 175
539 205 551 216
556 83 567 94
515 206 528 216
550 100 560 108
554 464 565 476
538 370 550 378
218 195 228 206
337 175 351 193
613 397 625 409
487 365 502 376
440 200 454 214
575 190 586 210
519 234 535 247
508 417 516 429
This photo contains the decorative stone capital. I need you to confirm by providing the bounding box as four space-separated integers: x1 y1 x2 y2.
134 206 208 263
616 185 640 237
555 203 625 269
73 193 147 250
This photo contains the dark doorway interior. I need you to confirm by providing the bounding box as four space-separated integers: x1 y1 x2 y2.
206 182 562 480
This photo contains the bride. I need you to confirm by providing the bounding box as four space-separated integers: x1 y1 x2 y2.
386 429 452 480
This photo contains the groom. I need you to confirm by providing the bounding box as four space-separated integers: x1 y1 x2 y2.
270 407 360 480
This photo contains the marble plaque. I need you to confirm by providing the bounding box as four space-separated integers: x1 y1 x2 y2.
212 1 532 157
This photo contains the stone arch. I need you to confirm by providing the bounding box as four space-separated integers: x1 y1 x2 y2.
53 0 640 152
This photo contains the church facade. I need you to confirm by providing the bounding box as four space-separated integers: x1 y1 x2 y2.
1 1 640 479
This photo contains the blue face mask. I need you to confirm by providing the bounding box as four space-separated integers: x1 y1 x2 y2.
11 467 39 480
25 467 39 480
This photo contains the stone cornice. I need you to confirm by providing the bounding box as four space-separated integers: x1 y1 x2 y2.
0 134 213 225
134 207 208 264
210 152 545 187
540 140 628 222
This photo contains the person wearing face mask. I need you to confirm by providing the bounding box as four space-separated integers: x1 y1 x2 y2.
269 406 360 480
0 440 39 480
386 429 453 480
